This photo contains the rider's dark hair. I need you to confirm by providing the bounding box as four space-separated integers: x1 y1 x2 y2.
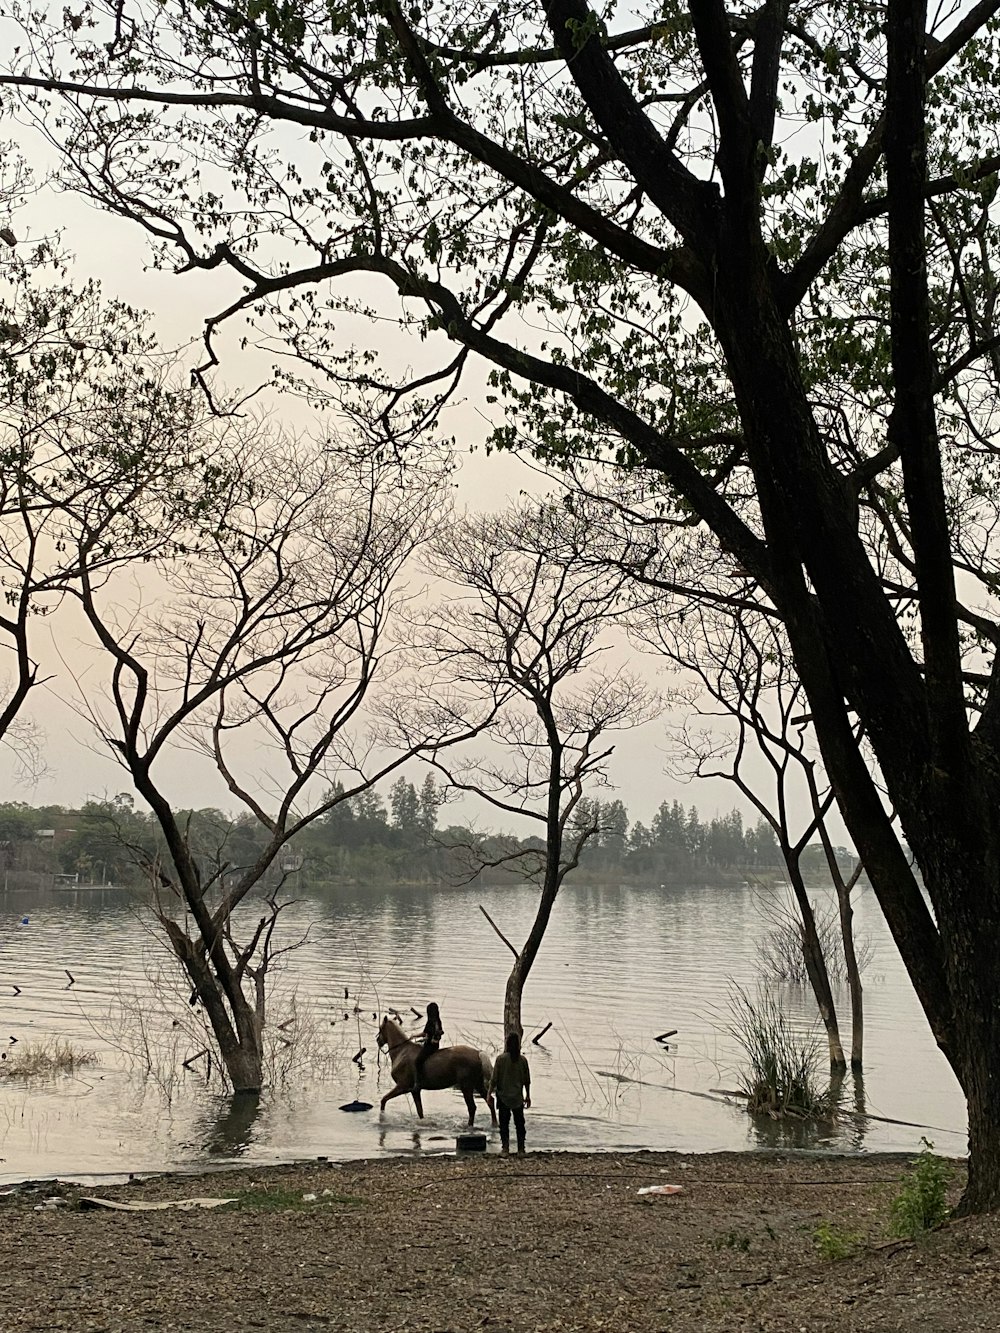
505 1030 521 1058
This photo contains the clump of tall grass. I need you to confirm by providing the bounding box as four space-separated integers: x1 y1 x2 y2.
728 983 836 1120
0 1041 99 1079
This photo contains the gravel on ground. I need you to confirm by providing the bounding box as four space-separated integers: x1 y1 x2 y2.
0 1149 993 1332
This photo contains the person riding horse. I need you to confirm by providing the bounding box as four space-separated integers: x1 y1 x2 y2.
412 1001 443 1093
376 1014 497 1126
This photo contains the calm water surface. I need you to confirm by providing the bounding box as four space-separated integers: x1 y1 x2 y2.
0 880 966 1182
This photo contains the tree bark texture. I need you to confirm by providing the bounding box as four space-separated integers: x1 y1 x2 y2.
162 915 265 1094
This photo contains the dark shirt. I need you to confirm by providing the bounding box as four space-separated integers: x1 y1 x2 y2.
491 1052 530 1108
422 1014 443 1045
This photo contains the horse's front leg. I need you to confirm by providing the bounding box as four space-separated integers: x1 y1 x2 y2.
380 1084 410 1115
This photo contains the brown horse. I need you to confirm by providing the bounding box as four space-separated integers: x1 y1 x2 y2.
376 1015 497 1126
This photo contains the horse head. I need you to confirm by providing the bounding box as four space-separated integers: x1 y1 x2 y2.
377 1013 408 1052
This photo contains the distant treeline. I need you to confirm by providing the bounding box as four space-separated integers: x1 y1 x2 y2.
0 781 853 890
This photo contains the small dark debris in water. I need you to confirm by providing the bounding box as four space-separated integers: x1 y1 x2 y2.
339 1100 373 1113
65 970 75 987
372 1011 377 1020
8 1036 16 1045
343 1012 349 1020
352 1047 366 1067
655 1029 678 1045
411 1007 423 1019
344 987 349 1000
11 985 19 996
531 1022 553 1045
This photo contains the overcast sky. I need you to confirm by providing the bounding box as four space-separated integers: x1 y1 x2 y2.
0 142 833 839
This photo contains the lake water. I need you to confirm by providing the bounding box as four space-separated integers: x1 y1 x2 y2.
0 879 966 1182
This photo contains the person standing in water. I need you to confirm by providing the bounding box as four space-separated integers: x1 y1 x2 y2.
412 1001 443 1093
490 1030 531 1155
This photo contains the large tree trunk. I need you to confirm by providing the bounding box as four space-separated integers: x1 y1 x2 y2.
193 973 265 1093
962 1073 1000 1216
940 870 1000 1216
223 1041 264 1096
700 219 996 1196
503 957 527 1040
164 919 265 1094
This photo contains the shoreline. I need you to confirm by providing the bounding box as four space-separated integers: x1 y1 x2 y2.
0 1135 965 1192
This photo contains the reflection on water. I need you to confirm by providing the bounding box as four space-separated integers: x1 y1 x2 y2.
0 879 968 1180
749 1115 839 1153
376 1125 455 1154
841 1069 873 1155
202 1091 262 1155
746 1069 875 1154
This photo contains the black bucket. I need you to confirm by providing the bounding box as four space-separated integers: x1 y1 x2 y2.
455 1132 487 1153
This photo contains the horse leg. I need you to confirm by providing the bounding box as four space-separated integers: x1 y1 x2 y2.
412 1088 425 1119
486 1090 498 1126
380 1083 410 1115
462 1085 476 1128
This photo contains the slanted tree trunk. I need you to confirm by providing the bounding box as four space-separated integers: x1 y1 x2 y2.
501 866 561 1039
812 780 866 1070
787 861 846 1070
487 788 569 1041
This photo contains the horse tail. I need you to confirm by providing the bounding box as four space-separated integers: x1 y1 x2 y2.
478 1049 493 1095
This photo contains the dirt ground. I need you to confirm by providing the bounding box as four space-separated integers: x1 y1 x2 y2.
0 1149 995 1332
